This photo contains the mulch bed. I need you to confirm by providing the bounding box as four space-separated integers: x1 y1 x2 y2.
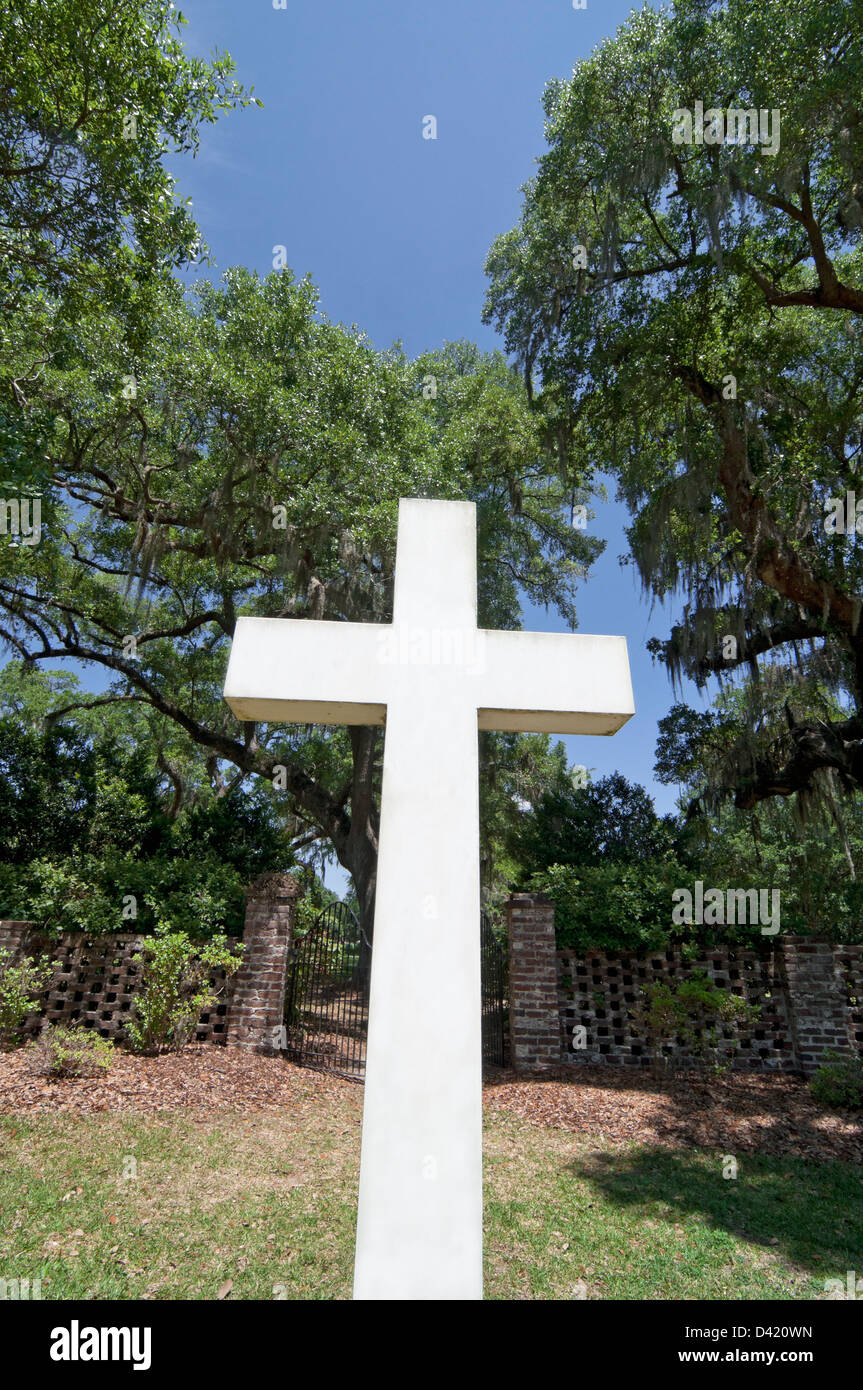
485 1066 863 1166
1 1048 861 1164
0 1045 351 1117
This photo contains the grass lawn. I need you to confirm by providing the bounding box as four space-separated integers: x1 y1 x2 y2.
1 1098 860 1300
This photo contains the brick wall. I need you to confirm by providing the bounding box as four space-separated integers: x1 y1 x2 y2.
0 871 302 1050
840 946 863 1053
506 900 862 1076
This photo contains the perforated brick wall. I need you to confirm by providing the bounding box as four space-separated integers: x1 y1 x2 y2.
0 921 234 1043
505 900 861 1076
0 872 302 1051
557 942 794 1071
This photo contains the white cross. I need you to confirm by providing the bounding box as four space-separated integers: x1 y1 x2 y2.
223 498 634 1300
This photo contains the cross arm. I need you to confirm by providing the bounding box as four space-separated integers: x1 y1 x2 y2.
476 630 635 734
223 616 388 725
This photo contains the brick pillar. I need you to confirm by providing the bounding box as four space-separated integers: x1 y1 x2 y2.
780 937 854 1075
506 893 562 1073
226 872 302 1053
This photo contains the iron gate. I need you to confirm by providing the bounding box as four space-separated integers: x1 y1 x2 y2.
480 912 507 1067
283 901 371 1079
284 903 508 1079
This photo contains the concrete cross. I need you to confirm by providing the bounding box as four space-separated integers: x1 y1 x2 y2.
223 497 634 1300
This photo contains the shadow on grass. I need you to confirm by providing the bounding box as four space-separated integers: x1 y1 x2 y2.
571 1145 863 1279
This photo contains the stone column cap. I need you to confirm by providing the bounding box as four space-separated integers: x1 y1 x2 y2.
245 871 303 901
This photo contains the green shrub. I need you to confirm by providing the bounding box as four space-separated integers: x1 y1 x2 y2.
26 1023 114 1078
9 852 255 940
810 1051 863 1110
529 861 686 954
126 924 243 1054
0 947 53 1048
631 972 760 1074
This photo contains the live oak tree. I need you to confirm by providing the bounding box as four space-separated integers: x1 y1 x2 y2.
655 696 863 941
1 0 257 487
483 0 863 815
0 0 255 302
0 267 600 939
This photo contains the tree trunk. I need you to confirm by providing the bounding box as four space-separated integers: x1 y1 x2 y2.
346 828 378 944
336 725 381 943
